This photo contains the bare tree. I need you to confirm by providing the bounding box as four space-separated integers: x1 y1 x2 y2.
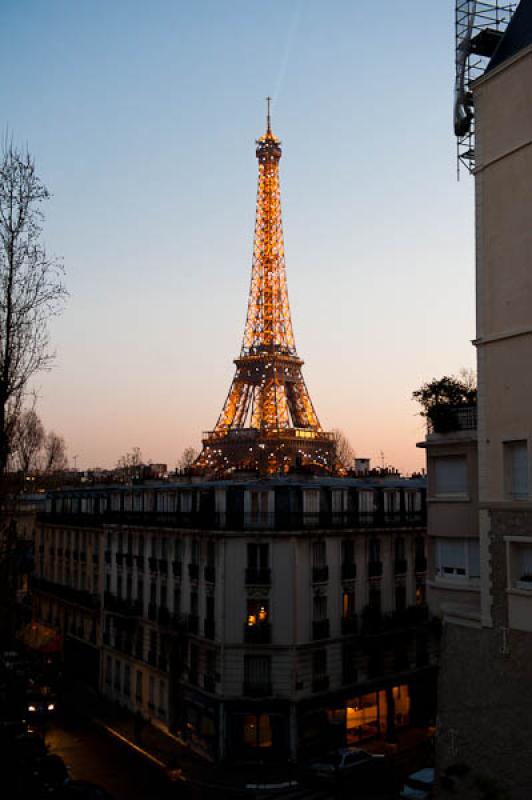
332 428 355 471
116 447 143 481
178 446 198 471
11 407 44 476
0 141 67 475
42 431 68 473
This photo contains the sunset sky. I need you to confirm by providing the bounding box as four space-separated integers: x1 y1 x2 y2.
2 1 475 474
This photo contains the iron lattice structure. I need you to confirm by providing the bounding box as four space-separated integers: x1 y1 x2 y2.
198 109 336 475
454 1 515 177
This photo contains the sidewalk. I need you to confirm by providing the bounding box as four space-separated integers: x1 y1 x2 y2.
63 681 300 797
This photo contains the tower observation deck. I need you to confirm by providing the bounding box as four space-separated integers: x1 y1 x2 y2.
197 106 336 475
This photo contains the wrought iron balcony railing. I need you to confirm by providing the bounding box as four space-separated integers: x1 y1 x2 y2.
244 622 271 644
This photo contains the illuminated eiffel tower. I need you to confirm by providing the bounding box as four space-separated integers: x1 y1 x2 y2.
198 102 336 474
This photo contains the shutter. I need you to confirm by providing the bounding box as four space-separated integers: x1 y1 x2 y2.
438 539 466 571
434 457 467 495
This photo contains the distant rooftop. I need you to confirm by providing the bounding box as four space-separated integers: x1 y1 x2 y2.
488 0 532 71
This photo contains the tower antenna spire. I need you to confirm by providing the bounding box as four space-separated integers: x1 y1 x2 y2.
266 96 272 133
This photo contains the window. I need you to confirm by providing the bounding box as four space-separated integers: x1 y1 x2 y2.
191 540 199 565
173 585 181 615
116 574 122 599
358 491 376 514
244 655 271 687
207 541 215 567
190 591 198 616
369 585 381 612
135 670 143 702
395 537 406 562
181 491 193 513
137 578 144 606
332 490 348 513
395 584 407 612
158 680 166 716
313 594 327 621
369 538 380 563
114 659 121 692
514 544 532 583
247 599 269 627
206 595 215 621
303 489 320 514
243 714 273 748
505 440 529 500
138 535 144 557
160 583 167 609
105 655 112 687
247 543 269 570
435 538 480 580
342 539 355 565
149 676 155 708
312 540 326 568
343 590 355 618
126 575 132 601
433 456 468 496
312 649 327 680
124 664 131 697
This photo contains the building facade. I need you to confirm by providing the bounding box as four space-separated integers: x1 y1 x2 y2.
32 476 438 763
433 3 532 797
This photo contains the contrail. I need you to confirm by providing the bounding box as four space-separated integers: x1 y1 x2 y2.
272 0 305 107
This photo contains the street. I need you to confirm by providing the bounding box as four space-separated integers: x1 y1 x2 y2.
41 713 398 800
45 716 181 800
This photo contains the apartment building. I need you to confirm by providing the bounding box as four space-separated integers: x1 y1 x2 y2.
32 475 437 763
433 3 532 797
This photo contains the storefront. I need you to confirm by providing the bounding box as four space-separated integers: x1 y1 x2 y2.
226 701 290 763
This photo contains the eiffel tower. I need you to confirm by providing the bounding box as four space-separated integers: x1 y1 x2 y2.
198 102 336 474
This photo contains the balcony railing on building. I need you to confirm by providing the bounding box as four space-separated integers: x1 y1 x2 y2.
243 681 272 697
426 404 477 435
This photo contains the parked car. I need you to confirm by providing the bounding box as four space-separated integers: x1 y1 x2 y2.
7 728 48 766
307 747 385 782
400 767 434 799
32 754 70 793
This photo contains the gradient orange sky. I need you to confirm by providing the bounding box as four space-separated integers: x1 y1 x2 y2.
3 1 475 474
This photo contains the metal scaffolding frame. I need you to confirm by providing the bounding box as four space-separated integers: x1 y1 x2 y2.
455 0 516 177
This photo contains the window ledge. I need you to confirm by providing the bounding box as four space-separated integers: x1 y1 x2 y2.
508 584 532 595
428 494 471 503
429 578 480 593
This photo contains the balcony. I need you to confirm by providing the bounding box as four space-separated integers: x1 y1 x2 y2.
243 681 272 698
312 619 330 640
341 562 357 580
172 561 182 578
32 576 100 610
341 615 358 635
245 567 271 585
244 623 271 644
187 614 199 635
188 563 199 581
312 566 329 583
203 674 216 693
204 618 215 640
104 593 142 617
312 675 330 693
368 560 383 578
204 565 215 583
394 558 408 575
427 404 477 435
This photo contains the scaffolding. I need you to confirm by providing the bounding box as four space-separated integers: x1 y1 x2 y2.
455 1 516 177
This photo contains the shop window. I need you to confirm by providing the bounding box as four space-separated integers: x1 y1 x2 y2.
505 440 529 500
433 456 467 496
243 714 272 748
346 692 379 743
416 582 426 605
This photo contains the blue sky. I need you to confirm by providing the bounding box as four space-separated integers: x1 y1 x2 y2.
2 1 474 472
